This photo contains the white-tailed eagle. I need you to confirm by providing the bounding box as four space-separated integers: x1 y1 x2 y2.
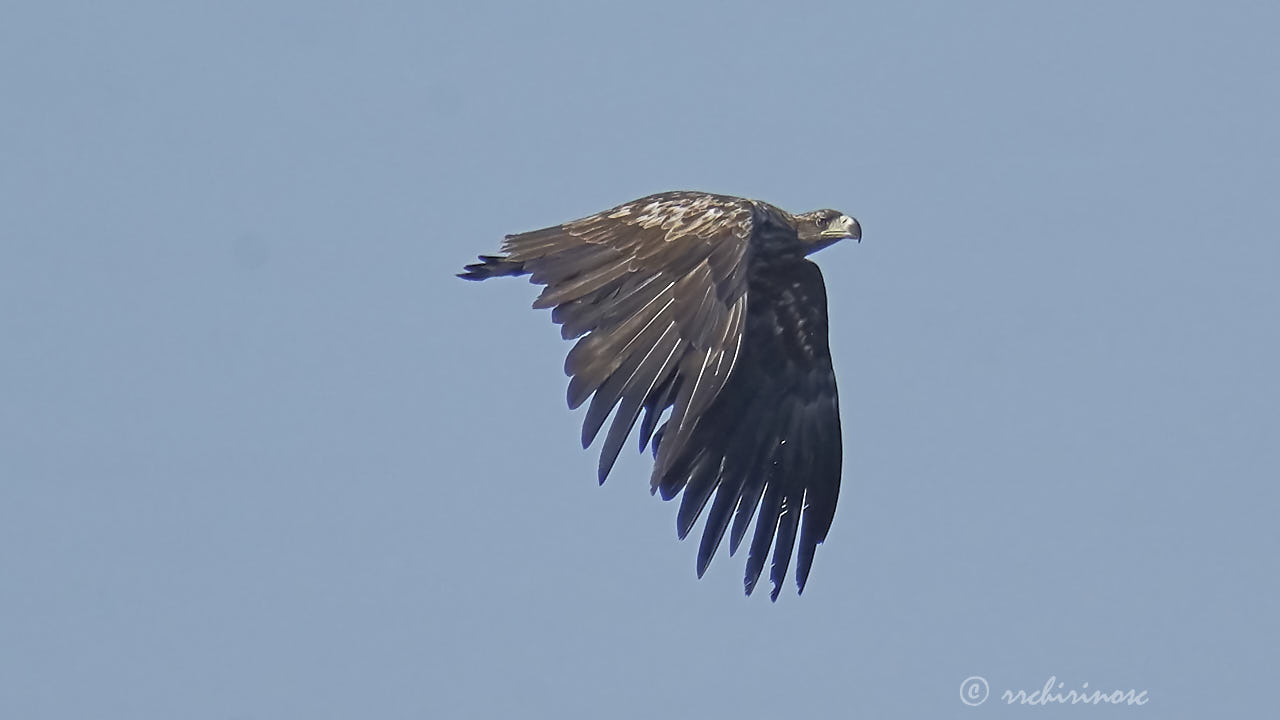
459 191 861 600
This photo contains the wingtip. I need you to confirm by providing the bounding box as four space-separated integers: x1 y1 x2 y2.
693 539 716 580
796 564 812 597
744 575 784 602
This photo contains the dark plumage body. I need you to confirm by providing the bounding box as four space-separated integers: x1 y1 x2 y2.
459 191 861 599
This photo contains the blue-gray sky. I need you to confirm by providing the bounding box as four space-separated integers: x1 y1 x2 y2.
3 1 1277 717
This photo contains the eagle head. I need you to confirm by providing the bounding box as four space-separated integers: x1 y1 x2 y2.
796 209 861 254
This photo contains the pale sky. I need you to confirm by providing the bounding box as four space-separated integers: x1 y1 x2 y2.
3 2 1277 717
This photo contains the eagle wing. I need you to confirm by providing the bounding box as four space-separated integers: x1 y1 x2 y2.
653 258 842 600
494 192 760 485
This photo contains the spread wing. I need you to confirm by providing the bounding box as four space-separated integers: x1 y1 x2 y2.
652 258 842 600
482 192 760 484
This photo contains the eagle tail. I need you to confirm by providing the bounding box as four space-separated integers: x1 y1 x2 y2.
458 255 528 281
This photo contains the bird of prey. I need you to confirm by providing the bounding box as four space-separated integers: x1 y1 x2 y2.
459 191 861 600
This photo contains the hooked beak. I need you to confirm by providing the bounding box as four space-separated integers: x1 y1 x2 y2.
820 214 862 243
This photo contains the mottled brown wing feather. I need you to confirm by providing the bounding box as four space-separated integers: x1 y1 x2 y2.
653 258 842 600
499 192 758 485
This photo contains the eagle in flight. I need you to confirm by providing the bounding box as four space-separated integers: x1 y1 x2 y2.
459 191 861 600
